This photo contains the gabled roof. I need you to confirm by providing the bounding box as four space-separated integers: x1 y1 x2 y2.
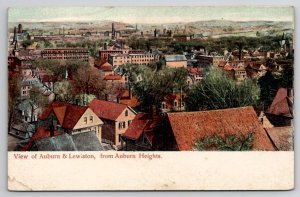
267 88 293 118
167 106 275 151
39 101 88 129
123 113 150 140
89 99 134 121
119 90 140 107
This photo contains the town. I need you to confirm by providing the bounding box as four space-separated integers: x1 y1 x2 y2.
8 18 294 152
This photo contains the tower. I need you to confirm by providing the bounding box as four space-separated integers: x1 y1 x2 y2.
112 23 115 39
18 24 23 33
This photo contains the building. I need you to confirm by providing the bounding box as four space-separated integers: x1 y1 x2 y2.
99 49 144 61
164 55 187 68
161 93 186 113
164 106 275 151
41 48 89 62
108 53 159 67
122 110 162 151
103 74 127 88
196 54 224 67
39 101 103 142
88 99 137 149
25 127 104 151
266 88 293 127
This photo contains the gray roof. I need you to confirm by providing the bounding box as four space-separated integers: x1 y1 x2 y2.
32 131 104 151
165 55 187 62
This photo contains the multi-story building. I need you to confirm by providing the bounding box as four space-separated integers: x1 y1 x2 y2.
89 99 137 150
41 48 89 62
196 54 224 67
99 49 144 60
108 53 159 67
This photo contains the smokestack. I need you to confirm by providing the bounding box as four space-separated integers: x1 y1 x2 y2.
129 87 132 99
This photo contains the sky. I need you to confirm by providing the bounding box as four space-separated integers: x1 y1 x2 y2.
8 6 294 24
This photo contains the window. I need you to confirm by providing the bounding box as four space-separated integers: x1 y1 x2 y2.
118 134 122 142
84 117 87 124
174 101 178 107
90 116 93 123
125 110 128 116
119 122 126 129
128 120 132 126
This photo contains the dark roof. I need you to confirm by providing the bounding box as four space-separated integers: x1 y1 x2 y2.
72 132 104 151
31 131 104 151
265 127 293 151
89 99 133 121
167 106 275 151
267 88 293 118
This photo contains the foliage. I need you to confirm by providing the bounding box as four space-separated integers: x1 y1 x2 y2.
122 64 188 112
194 133 254 151
185 68 260 111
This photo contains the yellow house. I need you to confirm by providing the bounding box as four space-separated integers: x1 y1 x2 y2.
39 101 104 143
89 99 137 150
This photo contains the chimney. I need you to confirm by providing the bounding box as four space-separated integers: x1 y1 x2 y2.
287 88 293 98
117 96 120 103
105 94 108 101
50 121 55 137
128 86 132 99
151 105 157 119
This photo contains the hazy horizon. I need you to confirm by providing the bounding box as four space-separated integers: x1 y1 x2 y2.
8 6 294 24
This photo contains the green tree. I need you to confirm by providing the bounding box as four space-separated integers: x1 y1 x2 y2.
185 68 260 111
195 133 254 151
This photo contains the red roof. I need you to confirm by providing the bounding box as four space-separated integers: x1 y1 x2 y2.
119 90 140 107
265 127 293 151
218 60 226 67
104 74 122 80
88 99 129 121
123 113 150 140
224 64 234 71
267 88 293 118
167 106 275 151
22 126 62 151
39 101 88 129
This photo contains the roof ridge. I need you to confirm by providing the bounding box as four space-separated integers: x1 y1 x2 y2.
168 106 254 115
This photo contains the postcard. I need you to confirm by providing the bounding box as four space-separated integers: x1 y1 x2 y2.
7 6 294 190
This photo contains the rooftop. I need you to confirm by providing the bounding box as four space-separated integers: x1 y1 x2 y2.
167 106 275 151
165 55 187 62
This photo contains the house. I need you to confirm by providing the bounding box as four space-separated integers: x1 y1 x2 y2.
164 55 187 68
266 88 293 127
39 101 103 142
103 74 127 88
118 89 140 108
88 99 137 149
164 106 275 151
122 110 163 151
9 122 36 140
16 99 41 123
161 93 186 113
98 62 114 77
265 127 293 151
